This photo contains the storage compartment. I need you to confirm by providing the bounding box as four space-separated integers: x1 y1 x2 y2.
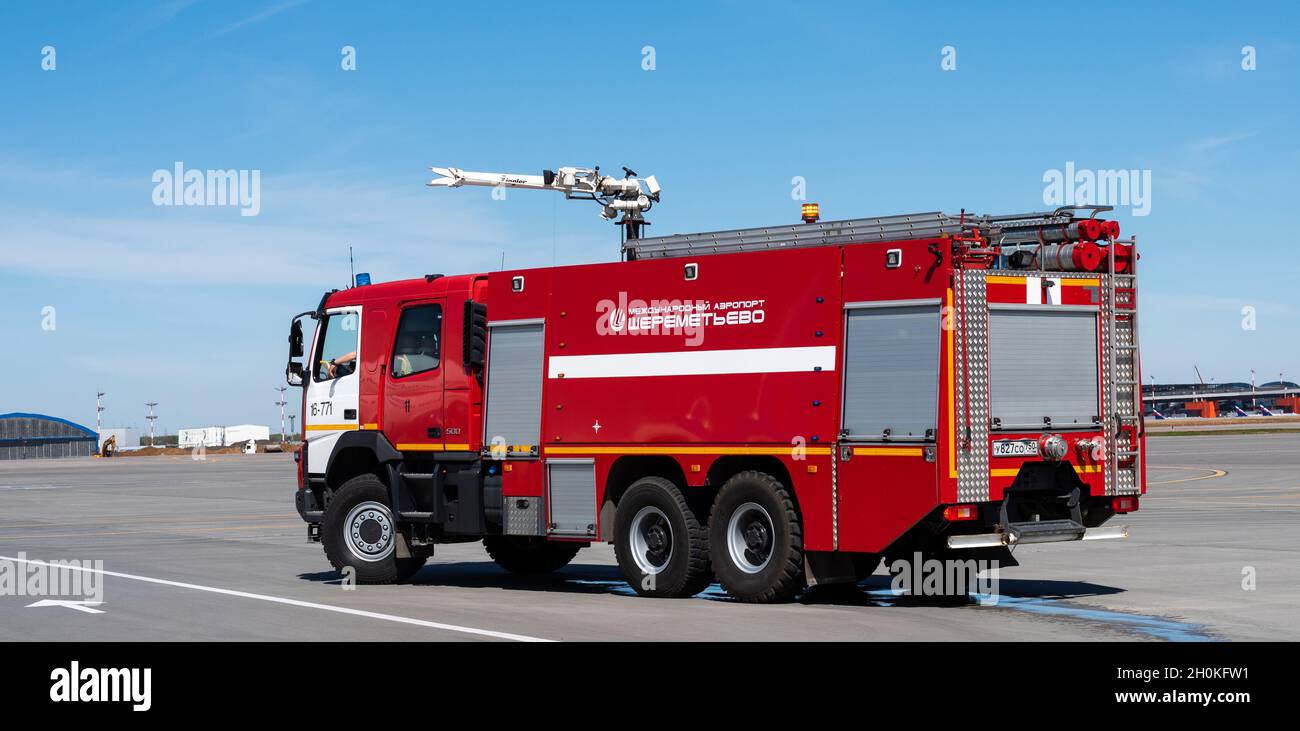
988 306 1100 430
546 460 597 537
483 321 545 455
841 303 941 440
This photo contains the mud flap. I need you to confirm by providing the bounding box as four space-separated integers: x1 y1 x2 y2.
394 529 414 559
804 551 858 586
999 461 1086 544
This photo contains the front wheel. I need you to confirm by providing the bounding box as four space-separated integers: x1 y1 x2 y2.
708 471 805 603
321 473 427 584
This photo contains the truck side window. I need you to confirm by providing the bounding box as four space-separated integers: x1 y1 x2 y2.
314 311 361 382
391 304 442 378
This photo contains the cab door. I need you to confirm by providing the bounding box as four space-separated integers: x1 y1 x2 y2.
305 307 363 472
382 299 447 453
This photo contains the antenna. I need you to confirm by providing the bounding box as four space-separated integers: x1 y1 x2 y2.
429 165 661 242
349 245 355 288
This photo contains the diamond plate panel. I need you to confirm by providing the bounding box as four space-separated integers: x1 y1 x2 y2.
956 271 990 502
831 441 840 550
1099 272 1143 497
1100 278 1116 496
1115 319 1134 346
503 495 544 536
1117 363 1136 415
1116 315 1137 416
1116 468 1138 495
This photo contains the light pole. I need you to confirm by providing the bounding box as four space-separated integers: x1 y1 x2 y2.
1251 369 1256 407
145 401 159 447
96 391 105 447
275 386 288 443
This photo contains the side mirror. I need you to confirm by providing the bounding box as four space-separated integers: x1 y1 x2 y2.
289 319 304 358
286 361 305 387
462 301 487 373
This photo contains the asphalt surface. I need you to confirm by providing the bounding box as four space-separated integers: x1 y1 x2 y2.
0 434 1296 642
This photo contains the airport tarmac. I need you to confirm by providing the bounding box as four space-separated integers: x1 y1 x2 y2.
0 434 1295 642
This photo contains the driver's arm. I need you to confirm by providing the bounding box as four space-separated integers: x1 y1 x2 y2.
326 350 358 377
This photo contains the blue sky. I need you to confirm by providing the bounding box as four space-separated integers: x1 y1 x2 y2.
1 1 1298 432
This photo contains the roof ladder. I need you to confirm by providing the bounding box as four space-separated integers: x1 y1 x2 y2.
1102 236 1142 496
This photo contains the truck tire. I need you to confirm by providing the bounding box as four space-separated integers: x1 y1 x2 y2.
613 476 712 598
708 471 804 603
321 473 427 584
484 536 582 574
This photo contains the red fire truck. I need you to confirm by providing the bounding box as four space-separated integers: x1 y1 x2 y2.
285 167 1143 602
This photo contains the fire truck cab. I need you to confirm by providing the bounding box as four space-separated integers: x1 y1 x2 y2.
286 204 1143 602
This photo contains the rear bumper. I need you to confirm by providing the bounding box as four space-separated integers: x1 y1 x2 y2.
943 460 1134 549
948 523 1129 549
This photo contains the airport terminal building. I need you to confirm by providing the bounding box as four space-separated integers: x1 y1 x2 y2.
0 412 98 460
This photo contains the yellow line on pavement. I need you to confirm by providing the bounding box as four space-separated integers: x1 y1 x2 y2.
1146 466 1228 485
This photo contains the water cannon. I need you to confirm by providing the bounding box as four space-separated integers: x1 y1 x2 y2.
428 164 661 240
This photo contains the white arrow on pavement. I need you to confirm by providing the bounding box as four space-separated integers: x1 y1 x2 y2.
25 599 105 614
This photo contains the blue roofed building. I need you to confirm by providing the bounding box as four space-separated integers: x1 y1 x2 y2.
0 412 99 460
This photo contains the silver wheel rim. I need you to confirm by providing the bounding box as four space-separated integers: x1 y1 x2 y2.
727 502 775 574
344 500 395 562
628 506 673 575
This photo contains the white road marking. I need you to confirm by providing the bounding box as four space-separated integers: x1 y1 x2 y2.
26 599 105 614
0 555 552 642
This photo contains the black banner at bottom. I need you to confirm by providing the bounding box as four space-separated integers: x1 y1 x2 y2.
0 640 1284 717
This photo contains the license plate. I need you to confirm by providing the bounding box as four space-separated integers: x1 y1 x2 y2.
992 439 1039 458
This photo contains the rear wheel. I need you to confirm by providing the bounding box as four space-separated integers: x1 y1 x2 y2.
708 471 804 603
614 476 712 598
321 474 427 584
484 536 582 574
